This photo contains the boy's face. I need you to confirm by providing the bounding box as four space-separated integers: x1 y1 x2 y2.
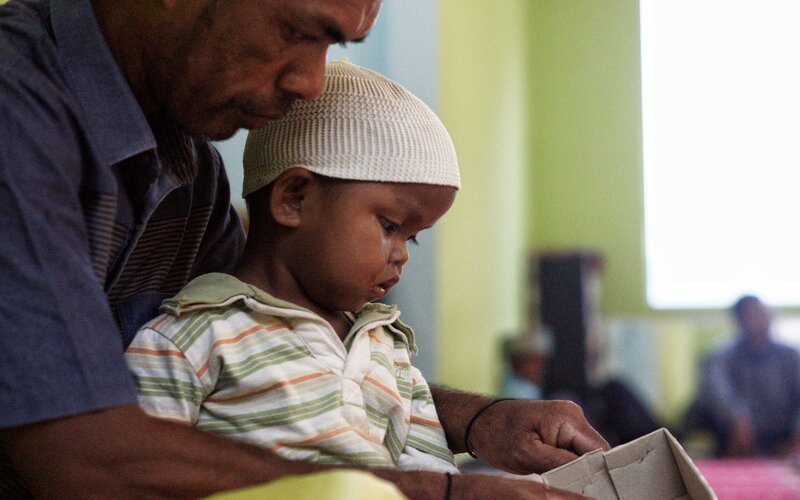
287 179 456 316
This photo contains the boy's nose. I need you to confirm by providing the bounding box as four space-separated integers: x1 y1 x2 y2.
391 242 409 267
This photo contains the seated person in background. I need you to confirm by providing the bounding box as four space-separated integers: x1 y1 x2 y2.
501 330 552 401
125 61 461 473
684 295 800 457
502 329 660 447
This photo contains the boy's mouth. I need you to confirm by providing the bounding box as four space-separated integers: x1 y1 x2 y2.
372 277 400 298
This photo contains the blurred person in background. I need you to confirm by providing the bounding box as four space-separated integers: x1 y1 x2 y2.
501 329 661 447
683 295 800 457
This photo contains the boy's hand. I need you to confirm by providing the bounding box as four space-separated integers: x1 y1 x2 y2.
467 399 609 474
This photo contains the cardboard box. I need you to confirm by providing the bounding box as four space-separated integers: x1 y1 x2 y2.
541 428 716 499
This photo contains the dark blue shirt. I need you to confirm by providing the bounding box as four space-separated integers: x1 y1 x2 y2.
0 0 245 428
700 336 800 452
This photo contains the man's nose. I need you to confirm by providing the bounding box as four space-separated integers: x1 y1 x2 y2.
278 49 327 101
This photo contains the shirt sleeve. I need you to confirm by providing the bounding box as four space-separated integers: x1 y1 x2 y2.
125 321 208 424
399 366 458 473
0 73 137 428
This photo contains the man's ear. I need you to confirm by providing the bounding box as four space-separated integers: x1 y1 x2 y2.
269 167 316 228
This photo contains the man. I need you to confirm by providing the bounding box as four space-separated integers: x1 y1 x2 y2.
0 0 607 497
688 295 800 456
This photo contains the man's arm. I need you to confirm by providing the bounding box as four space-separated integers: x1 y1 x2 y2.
430 385 609 474
2 405 584 499
1 406 322 499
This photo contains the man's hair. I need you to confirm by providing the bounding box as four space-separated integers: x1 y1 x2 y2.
731 294 761 320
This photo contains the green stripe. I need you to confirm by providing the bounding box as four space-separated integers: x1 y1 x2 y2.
370 351 393 373
411 383 433 403
405 435 454 463
197 390 341 434
383 418 404 461
396 377 412 400
217 343 312 384
134 376 204 405
170 306 245 351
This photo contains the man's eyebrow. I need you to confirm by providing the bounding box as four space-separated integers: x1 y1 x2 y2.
316 16 369 44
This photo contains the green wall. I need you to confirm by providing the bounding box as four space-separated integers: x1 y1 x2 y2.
436 0 647 392
437 0 530 394
528 0 646 314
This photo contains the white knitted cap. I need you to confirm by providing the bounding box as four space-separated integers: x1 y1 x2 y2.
242 60 460 197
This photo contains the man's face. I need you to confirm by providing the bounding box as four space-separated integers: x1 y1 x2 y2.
285 179 457 316
145 0 382 140
738 299 772 346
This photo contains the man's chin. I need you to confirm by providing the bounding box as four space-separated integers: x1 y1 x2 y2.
172 107 285 141
179 120 241 142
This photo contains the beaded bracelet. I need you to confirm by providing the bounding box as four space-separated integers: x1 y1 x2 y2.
464 398 515 459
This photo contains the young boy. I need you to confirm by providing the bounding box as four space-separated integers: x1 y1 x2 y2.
125 60 460 473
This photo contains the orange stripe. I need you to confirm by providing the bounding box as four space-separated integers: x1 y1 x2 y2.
352 428 381 445
410 415 443 429
367 331 393 348
127 347 186 359
210 323 285 351
196 359 210 379
364 376 403 404
206 371 331 403
198 323 286 379
148 315 170 330
271 427 351 452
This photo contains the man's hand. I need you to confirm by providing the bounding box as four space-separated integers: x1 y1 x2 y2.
431 386 609 475
468 399 609 474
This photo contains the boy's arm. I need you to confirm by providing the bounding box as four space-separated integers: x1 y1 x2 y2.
125 324 208 424
429 385 609 474
401 367 459 469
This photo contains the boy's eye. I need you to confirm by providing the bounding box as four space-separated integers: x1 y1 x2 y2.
407 235 419 246
381 218 399 234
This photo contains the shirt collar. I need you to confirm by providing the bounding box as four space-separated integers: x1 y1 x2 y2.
50 0 155 166
162 273 418 353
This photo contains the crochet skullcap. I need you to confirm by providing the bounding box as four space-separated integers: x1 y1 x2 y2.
242 59 460 198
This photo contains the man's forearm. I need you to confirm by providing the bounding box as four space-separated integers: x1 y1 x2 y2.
2 405 460 499
429 384 496 454
1 405 328 499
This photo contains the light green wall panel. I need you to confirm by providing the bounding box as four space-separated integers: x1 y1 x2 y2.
437 0 530 394
528 0 646 314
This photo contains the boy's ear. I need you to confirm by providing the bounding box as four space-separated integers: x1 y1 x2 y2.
269 167 315 228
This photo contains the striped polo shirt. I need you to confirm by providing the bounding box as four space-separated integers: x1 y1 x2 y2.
125 273 458 473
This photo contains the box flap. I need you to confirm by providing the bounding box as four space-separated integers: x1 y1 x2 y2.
542 449 617 498
605 430 687 499
664 430 716 500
